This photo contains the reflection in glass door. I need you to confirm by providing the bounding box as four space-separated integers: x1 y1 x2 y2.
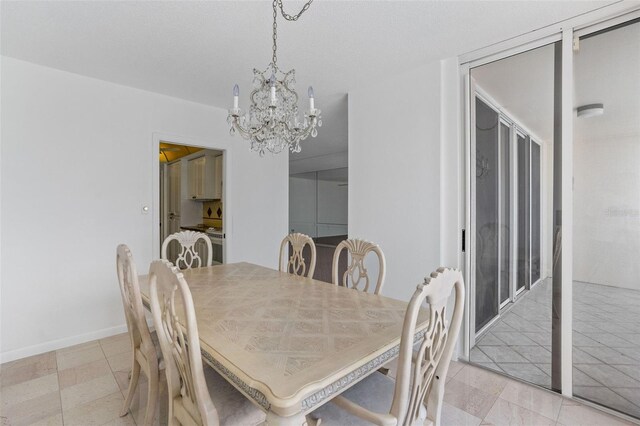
572 17 640 420
517 133 530 293
499 122 511 306
531 141 541 284
474 97 500 331
469 41 552 389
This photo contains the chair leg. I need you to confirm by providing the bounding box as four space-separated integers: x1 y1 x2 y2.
121 360 141 417
142 369 159 426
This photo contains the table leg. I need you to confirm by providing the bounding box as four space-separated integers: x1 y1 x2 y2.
265 411 321 426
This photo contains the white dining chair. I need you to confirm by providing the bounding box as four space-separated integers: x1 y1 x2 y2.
311 267 465 426
332 239 386 295
279 232 317 278
148 259 266 426
161 230 212 269
116 244 160 426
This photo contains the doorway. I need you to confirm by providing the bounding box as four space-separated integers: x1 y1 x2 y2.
158 141 226 266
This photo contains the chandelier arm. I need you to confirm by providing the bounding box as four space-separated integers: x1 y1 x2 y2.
231 118 268 140
282 116 317 139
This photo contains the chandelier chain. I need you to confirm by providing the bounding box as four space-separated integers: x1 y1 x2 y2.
271 0 314 69
272 0 278 68
278 0 314 21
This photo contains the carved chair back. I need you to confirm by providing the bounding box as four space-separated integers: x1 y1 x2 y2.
116 245 161 425
332 239 386 295
278 233 317 278
391 268 465 426
149 259 219 426
161 231 212 270
116 245 157 370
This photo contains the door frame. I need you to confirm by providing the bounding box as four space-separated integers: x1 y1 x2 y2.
152 133 231 263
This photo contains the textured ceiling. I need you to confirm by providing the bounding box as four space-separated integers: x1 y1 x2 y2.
1 1 620 161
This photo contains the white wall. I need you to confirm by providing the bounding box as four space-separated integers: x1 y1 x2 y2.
0 57 288 362
574 133 640 290
289 151 348 175
349 61 442 302
289 168 348 238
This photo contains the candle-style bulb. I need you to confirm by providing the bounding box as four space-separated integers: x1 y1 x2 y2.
269 74 276 87
233 84 239 96
308 86 315 111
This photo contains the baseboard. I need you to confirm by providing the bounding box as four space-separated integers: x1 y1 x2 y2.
0 324 128 364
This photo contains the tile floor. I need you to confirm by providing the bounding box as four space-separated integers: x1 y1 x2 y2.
1 332 636 425
471 278 640 420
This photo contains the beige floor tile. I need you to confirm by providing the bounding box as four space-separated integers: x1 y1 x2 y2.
58 358 112 390
29 413 64 426
0 373 59 408
0 351 57 388
444 378 499 419
56 342 105 371
453 364 509 396
100 333 132 358
441 401 483 426
124 375 168 426
498 380 562 421
447 360 465 381
1 390 62 426
60 372 120 411
483 398 556 426
63 391 133 426
107 351 134 375
114 370 132 392
101 416 137 426
556 402 636 426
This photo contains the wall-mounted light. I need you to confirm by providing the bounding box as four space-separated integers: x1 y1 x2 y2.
577 103 604 118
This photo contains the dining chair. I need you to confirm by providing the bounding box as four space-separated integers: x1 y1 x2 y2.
278 232 317 278
161 230 212 269
148 259 266 426
311 267 465 426
332 239 386 295
116 244 160 426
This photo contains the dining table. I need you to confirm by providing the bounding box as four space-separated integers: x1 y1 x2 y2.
138 262 429 425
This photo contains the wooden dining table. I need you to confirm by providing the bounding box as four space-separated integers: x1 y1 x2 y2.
138 262 429 425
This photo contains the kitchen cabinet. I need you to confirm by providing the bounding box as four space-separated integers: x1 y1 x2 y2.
188 154 222 200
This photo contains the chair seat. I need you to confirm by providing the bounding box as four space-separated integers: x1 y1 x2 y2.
310 372 395 426
203 365 266 426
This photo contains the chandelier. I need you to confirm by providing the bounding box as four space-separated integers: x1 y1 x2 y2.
227 0 322 156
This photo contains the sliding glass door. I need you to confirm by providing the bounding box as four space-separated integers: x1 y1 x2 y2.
467 9 640 421
472 95 543 331
474 97 500 331
499 121 511 306
517 132 530 293
531 141 541 285
572 17 640 419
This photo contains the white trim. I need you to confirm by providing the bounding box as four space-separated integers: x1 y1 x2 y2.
0 324 128 364
464 34 561 70
510 124 518 303
460 1 637 66
463 65 472 355
574 8 640 38
560 27 574 397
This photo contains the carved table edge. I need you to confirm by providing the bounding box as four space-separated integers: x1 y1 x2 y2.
142 297 428 415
